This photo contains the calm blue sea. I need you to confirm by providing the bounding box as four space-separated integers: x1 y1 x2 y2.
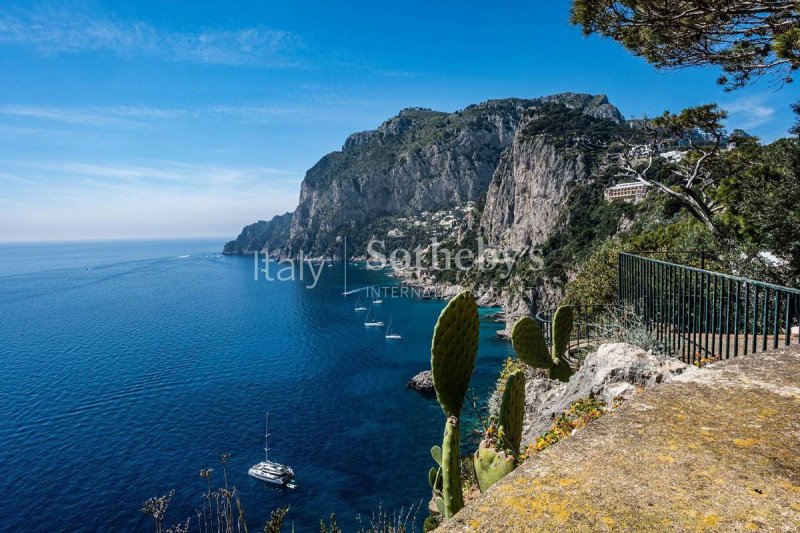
0 239 511 532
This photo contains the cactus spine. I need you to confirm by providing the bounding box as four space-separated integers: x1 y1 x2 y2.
430 291 479 518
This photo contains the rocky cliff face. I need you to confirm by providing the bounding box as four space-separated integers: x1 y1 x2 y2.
226 93 624 260
480 131 587 250
222 212 292 255
284 100 532 257
225 93 628 315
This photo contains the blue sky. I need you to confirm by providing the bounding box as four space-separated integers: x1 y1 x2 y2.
0 0 797 242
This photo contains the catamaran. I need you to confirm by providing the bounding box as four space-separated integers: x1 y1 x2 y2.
354 298 368 312
385 318 401 340
364 304 385 327
248 413 296 489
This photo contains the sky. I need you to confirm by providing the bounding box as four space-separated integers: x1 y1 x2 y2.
0 0 797 242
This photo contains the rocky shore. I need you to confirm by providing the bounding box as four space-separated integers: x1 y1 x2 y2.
406 370 435 393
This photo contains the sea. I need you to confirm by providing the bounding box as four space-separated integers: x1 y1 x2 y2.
0 238 511 532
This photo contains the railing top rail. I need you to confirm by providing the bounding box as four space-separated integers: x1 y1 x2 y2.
620 252 800 295
627 249 710 255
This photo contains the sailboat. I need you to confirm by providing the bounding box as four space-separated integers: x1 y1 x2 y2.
385 318 402 340
372 297 383 304
364 304 385 327
354 298 368 312
248 413 296 489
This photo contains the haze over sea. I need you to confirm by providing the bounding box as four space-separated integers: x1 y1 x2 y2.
0 238 509 532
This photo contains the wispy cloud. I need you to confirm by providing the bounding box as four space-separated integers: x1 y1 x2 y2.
0 101 346 128
0 3 302 67
0 104 185 127
722 97 776 130
7 159 300 189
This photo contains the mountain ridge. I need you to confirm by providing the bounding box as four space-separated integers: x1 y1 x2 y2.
224 93 624 258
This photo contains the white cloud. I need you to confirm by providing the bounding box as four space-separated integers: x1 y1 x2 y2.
0 3 302 67
722 97 776 130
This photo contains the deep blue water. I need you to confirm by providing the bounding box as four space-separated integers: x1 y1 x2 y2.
0 239 511 532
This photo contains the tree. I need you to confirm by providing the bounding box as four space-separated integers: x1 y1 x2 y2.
570 1 800 89
716 137 800 284
612 104 729 233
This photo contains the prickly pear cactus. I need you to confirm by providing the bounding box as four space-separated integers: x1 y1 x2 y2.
430 445 442 467
434 496 445 516
498 369 525 456
549 356 574 383
511 316 551 369
431 291 479 418
473 439 516 493
428 467 442 491
440 416 463 517
551 305 573 363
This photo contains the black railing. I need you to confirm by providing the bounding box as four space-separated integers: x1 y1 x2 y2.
618 253 800 364
535 304 615 353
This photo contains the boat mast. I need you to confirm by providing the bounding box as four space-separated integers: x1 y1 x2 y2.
264 413 270 462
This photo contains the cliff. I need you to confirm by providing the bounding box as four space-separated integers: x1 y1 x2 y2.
227 93 623 259
284 99 531 258
225 93 629 313
222 212 292 255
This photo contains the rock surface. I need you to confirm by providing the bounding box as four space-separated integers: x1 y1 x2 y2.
437 345 800 532
222 212 293 255
480 135 586 251
226 94 623 259
522 343 690 442
406 370 435 393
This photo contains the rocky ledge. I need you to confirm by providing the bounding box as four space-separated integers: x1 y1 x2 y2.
521 343 690 442
437 345 800 532
406 370 435 393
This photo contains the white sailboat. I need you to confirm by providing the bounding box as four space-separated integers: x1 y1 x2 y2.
364 304 385 327
385 318 401 340
373 298 383 304
354 298 368 312
248 413 296 489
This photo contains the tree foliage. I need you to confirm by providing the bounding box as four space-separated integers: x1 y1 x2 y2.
570 0 800 89
716 137 800 284
612 104 729 233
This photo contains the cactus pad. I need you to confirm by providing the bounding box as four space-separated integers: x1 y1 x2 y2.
549 356 574 383
431 291 479 418
551 305 574 363
511 316 552 369
473 440 516 493
428 467 439 489
440 416 463 517
434 497 445 516
498 369 525 455
430 445 442 467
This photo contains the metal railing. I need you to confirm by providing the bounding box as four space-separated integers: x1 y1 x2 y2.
618 253 800 364
535 304 615 359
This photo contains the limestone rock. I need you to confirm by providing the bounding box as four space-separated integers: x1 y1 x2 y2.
521 343 689 443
